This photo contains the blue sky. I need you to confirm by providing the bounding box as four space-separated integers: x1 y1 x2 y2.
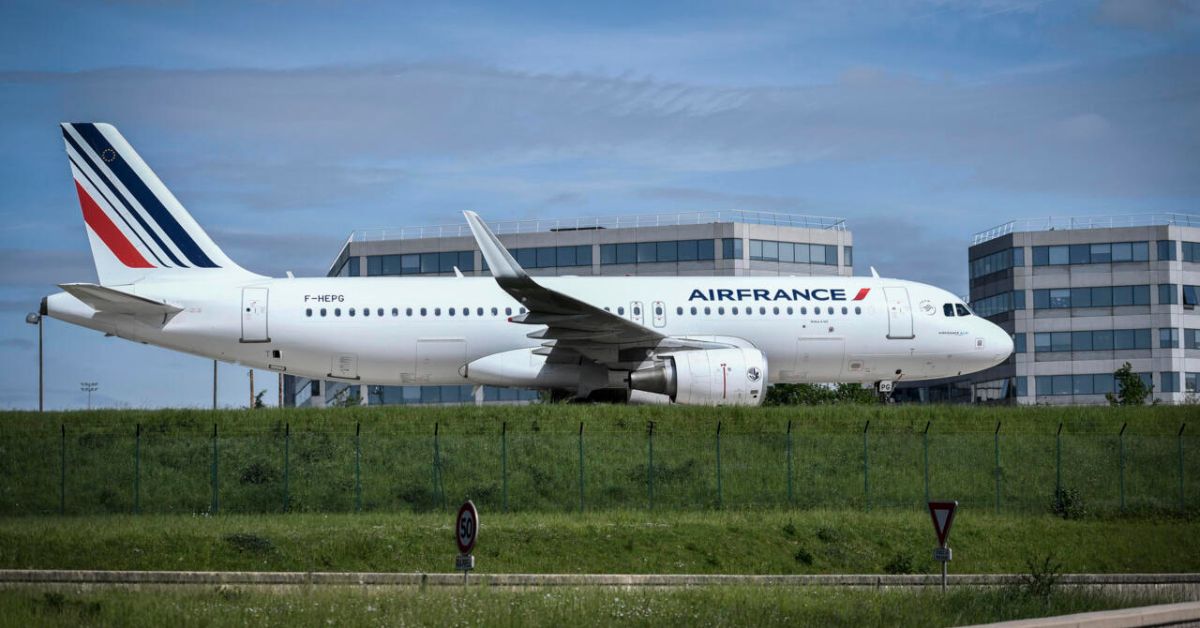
1 0 1197 409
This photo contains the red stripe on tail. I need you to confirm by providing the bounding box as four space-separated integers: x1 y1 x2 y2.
74 180 154 268
853 288 870 301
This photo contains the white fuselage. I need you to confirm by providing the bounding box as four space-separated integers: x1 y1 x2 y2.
46 274 1012 388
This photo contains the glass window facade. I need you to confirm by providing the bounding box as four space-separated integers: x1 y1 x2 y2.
843 246 853 267
970 248 1024 279
1186 329 1200 350
747 240 838 265
722 238 743 261
1187 372 1200 393
1183 242 1200 263
367 385 539 405
1160 327 1179 348
1032 329 1151 352
1034 372 1150 396
1032 285 1151 309
599 240 712 265
1159 284 1178 305
1157 240 1177 261
1184 285 1199 307
1160 372 1180 393
367 251 474 275
972 291 1025 318
1032 241 1149 266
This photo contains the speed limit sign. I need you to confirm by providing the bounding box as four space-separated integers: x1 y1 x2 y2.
456 500 478 556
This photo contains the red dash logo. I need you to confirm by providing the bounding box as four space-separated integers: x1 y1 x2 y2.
852 288 870 301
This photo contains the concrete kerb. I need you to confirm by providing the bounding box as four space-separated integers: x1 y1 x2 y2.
0 571 1198 593
968 601 1200 628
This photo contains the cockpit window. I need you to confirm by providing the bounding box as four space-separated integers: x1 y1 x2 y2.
955 303 971 317
943 303 955 317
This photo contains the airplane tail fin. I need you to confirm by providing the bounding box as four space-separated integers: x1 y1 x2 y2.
60 122 251 285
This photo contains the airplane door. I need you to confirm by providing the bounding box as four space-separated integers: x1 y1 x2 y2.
630 301 644 325
884 286 915 339
651 300 667 328
241 287 269 342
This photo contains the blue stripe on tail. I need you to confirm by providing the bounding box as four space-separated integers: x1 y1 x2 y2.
72 123 219 268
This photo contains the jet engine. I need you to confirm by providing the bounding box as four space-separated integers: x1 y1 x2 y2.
629 347 767 406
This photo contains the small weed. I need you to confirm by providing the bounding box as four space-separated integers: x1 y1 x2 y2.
239 462 277 486
883 553 913 575
1050 488 1087 520
782 522 797 537
1020 554 1062 600
816 526 842 543
223 533 274 554
793 547 814 565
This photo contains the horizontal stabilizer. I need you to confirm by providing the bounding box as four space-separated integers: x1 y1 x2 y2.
59 283 183 316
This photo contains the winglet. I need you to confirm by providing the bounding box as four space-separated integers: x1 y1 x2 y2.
870 266 880 279
463 211 527 280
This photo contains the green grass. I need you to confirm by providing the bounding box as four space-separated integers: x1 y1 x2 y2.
0 584 1183 627
0 405 1194 516
1 511 1197 574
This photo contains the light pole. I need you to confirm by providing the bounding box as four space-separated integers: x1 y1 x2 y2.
24 313 42 412
80 381 98 410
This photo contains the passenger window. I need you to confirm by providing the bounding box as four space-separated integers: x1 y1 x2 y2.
655 306 663 316
363 308 369 317
955 304 971 316
732 306 739 315
505 307 512 316
349 308 356 317
718 307 725 315
704 306 711 315
449 308 456 316
772 307 779 315
690 306 697 315
519 308 526 314
841 306 848 315
618 307 625 315
335 308 342 317
305 308 312 317
406 308 413 316
854 306 861 315
800 307 807 315
759 306 766 315
435 308 442 316
787 307 793 315
492 307 499 316
420 308 427 316
378 308 385 317
944 303 955 316
320 308 327 317
392 308 398 317
477 308 484 316
674 307 681 315
633 306 641 316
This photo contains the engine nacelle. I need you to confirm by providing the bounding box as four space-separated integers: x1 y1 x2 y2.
629 347 767 406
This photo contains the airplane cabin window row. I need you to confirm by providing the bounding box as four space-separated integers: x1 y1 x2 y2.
305 303 867 318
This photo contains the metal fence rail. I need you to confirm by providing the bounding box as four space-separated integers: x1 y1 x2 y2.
0 422 1192 516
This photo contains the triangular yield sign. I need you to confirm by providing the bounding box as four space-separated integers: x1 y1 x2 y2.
928 500 958 547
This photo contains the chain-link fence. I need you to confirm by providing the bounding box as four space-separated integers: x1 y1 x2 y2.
0 421 1193 516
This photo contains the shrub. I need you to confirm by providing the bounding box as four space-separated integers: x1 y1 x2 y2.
1050 487 1086 520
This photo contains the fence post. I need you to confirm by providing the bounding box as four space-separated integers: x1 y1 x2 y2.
501 422 508 513
354 422 361 514
716 421 723 510
210 423 219 515
994 421 1001 514
59 424 65 516
862 420 870 511
1180 423 1187 513
578 422 585 513
433 422 444 511
786 420 794 507
923 421 931 504
648 421 655 511
1118 423 1127 513
1054 422 1063 507
283 423 291 513
134 423 141 515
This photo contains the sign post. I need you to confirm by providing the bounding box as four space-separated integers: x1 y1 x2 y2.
928 500 958 593
455 500 478 586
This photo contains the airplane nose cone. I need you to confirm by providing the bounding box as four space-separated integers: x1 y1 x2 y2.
988 323 1014 366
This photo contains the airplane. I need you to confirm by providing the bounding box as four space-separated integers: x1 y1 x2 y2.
42 123 1013 406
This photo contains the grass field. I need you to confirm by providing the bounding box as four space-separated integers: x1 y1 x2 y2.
0 405 1194 516
0 584 1183 627
1 510 1197 574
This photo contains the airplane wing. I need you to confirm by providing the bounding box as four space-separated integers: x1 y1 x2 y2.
59 283 183 317
463 211 724 366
